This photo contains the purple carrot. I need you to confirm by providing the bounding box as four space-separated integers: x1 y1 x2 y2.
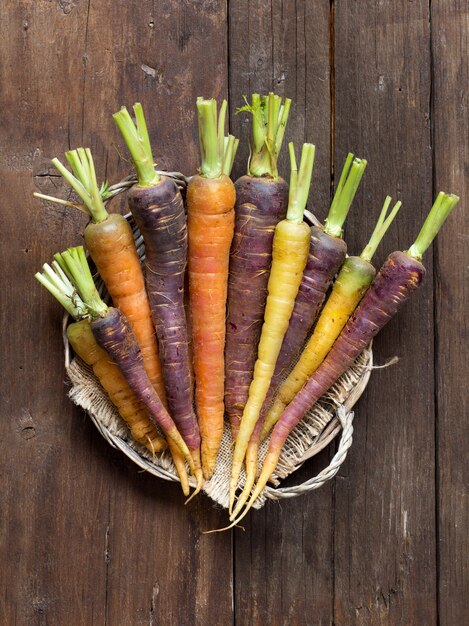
225 177 289 435
224 92 291 439
113 103 203 491
225 191 459 525
54 246 196 478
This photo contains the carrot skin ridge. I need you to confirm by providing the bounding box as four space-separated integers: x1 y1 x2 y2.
187 174 236 479
91 307 195 473
224 175 289 438
257 226 347 431
67 320 167 454
231 250 426 521
128 177 200 455
84 213 166 404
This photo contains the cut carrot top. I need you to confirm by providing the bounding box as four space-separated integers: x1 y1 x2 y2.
407 191 459 260
238 92 291 178
361 196 402 262
196 98 238 178
287 142 316 223
324 154 367 237
112 103 160 188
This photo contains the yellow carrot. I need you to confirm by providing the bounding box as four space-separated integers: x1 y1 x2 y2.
229 142 315 513
262 195 402 437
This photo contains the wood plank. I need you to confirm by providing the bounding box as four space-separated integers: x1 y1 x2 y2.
0 2 232 625
431 3 469 624
228 2 335 624
333 2 436 624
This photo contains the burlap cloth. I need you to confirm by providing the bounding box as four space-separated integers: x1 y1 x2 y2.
66 345 371 509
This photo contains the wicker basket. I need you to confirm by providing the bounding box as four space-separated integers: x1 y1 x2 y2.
63 172 373 509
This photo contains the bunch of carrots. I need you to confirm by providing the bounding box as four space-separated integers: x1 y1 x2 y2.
35 92 459 525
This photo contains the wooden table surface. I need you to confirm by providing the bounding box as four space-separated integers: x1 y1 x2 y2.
2 2 468 624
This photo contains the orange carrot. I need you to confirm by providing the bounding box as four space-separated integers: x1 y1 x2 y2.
187 98 238 479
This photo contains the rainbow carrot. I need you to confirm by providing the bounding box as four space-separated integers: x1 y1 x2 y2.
231 195 401 517
263 195 402 437
227 191 459 525
113 102 204 493
34 149 196 492
234 153 367 513
35 261 167 455
260 153 367 421
225 92 291 439
187 97 238 479
229 142 315 513
52 246 196 478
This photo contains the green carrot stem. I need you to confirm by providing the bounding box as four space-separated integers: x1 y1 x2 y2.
52 148 109 223
360 196 402 262
266 93 280 149
407 192 460 260
250 93 264 154
217 99 228 160
33 192 89 214
286 142 316 224
274 99 292 156
55 247 107 317
35 261 87 318
324 154 367 237
222 135 239 176
238 92 292 179
197 98 225 179
112 104 160 188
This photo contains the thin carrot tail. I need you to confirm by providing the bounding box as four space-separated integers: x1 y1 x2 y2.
201 417 223 480
204 450 280 534
167 439 190 497
167 428 196 476
230 440 259 520
185 448 204 503
229 445 247 515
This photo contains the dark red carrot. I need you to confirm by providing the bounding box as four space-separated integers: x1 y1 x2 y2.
225 92 291 439
113 103 203 492
224 191 459 525
260 153 367 418
55 246 196 479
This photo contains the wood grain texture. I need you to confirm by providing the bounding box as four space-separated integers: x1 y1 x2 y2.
333 2 436 624
0 1 232 625
432 3 469 624
228 0 331 212
1 0 468 624
229 2 335 624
